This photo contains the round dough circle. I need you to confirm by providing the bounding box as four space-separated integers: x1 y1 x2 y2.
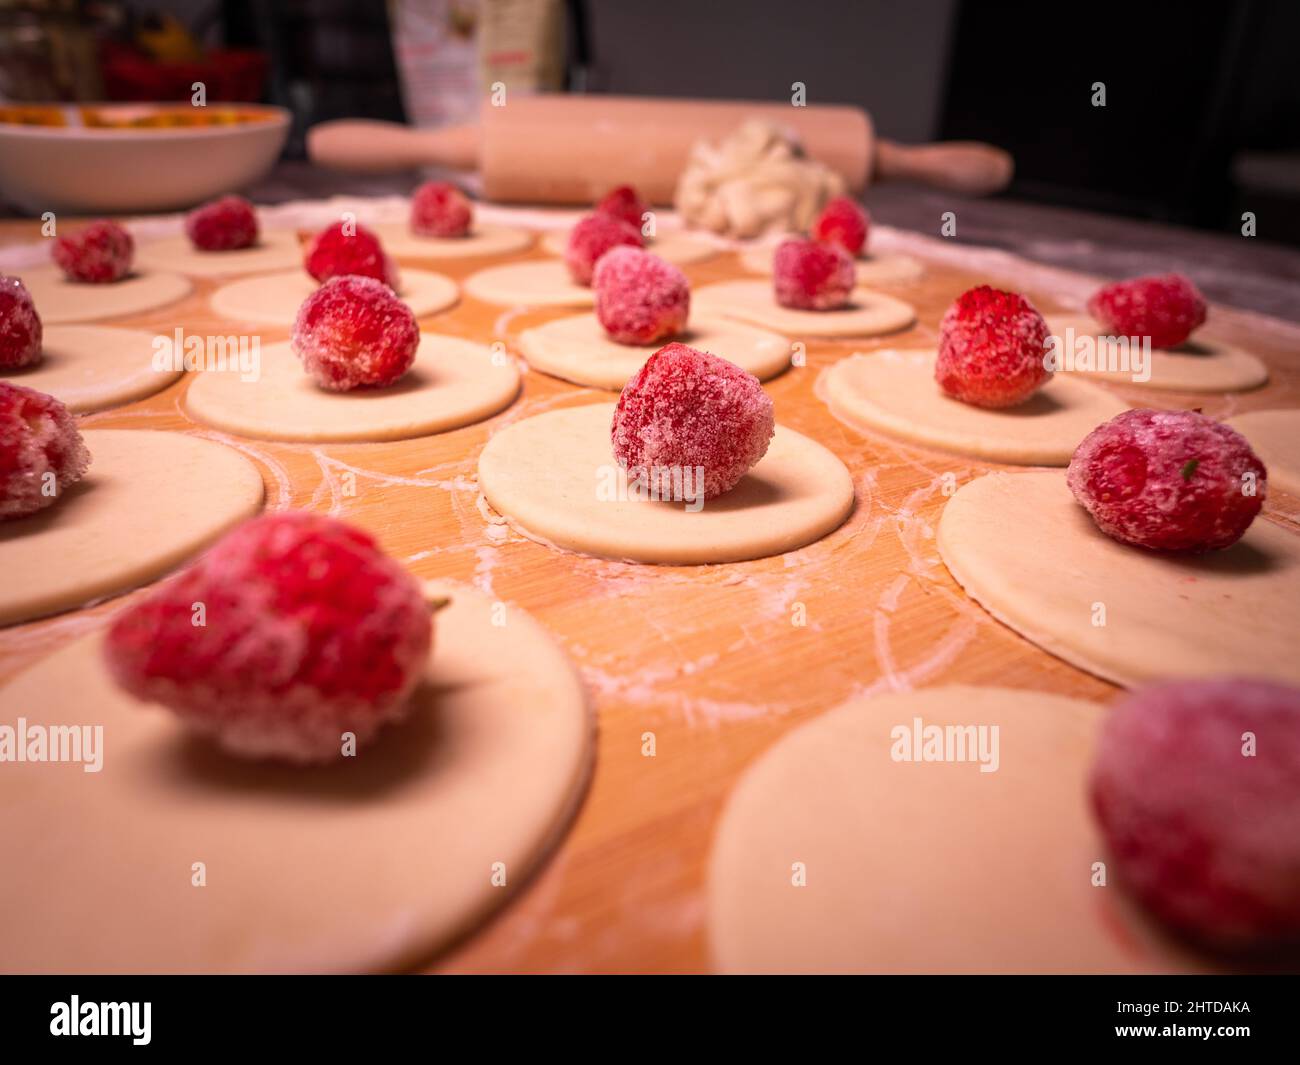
738 241 925 285
1225 409 1300 497
0 430 263 627
4 324 181 414
186 334 519 443
19 264 192 324
463 260 593 308
517 313 790 390
0 580 593 973
134 229 305 278
539 229 719 265
708 686 1205 974
478 403 854 565
209 268 458 326
693 279 916 338
1046 315 1268 393
820 350 1128 466
937 470 1300 687
372 221 533 259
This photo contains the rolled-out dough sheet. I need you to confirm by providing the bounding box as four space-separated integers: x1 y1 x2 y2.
1045 315 1268 393
0 430 264 626
1225 409 1300 497
539 228 718 265
186 334 519 443
463 260 594 308
693 280 916 338
738 241 925 285
134 229 304 277
372 222 533 259
18 264 191 324
708 686 1210 974
209 268 458 327
819 350 1128 466
477 403 854 565
937 471 1300 687
3 324 181 413
517 313 790 390
0 580 594 973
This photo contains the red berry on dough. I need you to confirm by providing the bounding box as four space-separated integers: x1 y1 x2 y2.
773 238 854 310
1090 677 1300 952
304 221 398 287
51 220 134 283
611 342 774 500
185 195 259 251
0 381 90 521
565 213 643 285
104 511 433 764
811 195 869 256
593 247 689 345
0 275 42 369
292 275 419 392
410 181 473 238
934 285 1051 408
596 185 648 232
1087 273 1207 350
1067 408 1265 552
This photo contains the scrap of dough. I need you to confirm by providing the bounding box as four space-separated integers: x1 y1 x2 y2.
693 280 915 338
708 686 1210 974
820 350 1128 466
517 313 789 391
209 268 458 326
477 403 854 565
1045 315 1268 393
5 324 181 413
0 430 263 627
538 229 718 266
19 264 191 324
372 222 533 259
134 229 304 278
186 334 519 443
463 260 594 308
937 471 1300 687
1225 409 1300 496
739 241 925 286
0 581 593 973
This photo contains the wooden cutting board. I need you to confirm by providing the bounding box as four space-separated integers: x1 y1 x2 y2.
1 214 1297 973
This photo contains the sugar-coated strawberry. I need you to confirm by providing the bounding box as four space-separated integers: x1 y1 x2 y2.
564 213 643 285
593 247 689 345
1087 273 1207 349
185 195 259 251
596 185 649 233
52 220 134 283
811 195 869 256
773 238 854 310
0 381 90 521
410 181 473 238
291 275 419 391
934 285 1051 407
304 221 398 287
0 275 42 369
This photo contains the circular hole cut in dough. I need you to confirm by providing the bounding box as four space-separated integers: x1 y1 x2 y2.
539 228 719 266
937 470 1300 688
1045 315 1268 393
371 222 534 259
133 229 305 278
0 580 593 973
3 324 181 414
18 264 192 325
517 313 790 391
462 259 594 308
186 334 519 443
692 279 916 338
477 402 854 565
737 240 925 286
707 686 1212 974
208 267 458 327
1225 409 1300 497
0 429 264 627
819 349 1128 466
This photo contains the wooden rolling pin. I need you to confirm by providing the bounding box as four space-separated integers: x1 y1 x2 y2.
308 94 1012 204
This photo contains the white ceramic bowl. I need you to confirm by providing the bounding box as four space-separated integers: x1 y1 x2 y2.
0 103 291 215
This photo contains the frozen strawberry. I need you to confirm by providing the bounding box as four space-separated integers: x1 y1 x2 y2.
1068 408 1265 552
185 195 259 251
564 213 643 285
596 184 649 232
304 220 398 287
0 275 42 369
291 275 419 391
1087 273 1207 349
1090 677 1300 952
104 511 433 764
611 342 774 500
811 195 869 256
593 247 689 345
51 219 134 283
410 181 473 238
0 381 90 521
773 238 854 310
934 285 1051 408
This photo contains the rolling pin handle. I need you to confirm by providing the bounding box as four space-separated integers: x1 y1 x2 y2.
873 140 1014 197
307 120 479 174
